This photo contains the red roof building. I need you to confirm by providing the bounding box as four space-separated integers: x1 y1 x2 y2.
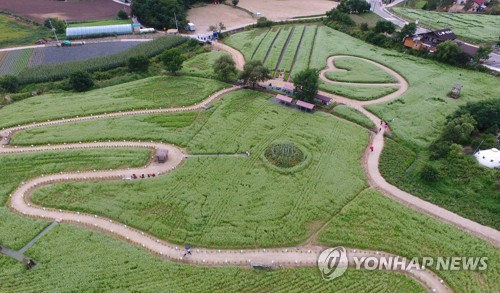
296 100 315 112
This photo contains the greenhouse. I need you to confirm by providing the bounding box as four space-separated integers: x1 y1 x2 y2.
66 24 133 38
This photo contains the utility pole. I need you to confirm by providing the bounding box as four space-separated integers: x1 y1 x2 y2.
174 13 179 30
48 19 59 43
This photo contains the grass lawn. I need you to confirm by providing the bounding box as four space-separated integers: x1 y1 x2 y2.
0 225 425 292
325 56 397 83
0 13 51 48
180 51 232 79
391 8 500 43
333 105 376 129
0 75 229 128
319 80 399 101
0 148 150 250
30 90 370 248
68 18 132 27
318 188 500 292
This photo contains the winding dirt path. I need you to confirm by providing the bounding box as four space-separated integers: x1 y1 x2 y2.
1 43 494 292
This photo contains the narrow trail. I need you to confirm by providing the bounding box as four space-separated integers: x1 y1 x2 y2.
0 42 494 293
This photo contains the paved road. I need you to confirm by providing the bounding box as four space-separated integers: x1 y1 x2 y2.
369 0 429 34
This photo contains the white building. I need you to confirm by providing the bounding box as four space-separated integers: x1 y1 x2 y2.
474 148 500 169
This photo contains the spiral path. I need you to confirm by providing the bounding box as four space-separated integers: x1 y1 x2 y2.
1 42 494 293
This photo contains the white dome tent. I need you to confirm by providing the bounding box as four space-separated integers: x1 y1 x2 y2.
474 148 500 169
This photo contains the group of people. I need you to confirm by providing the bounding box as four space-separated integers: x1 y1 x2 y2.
130 173 156 179
370 120 390 152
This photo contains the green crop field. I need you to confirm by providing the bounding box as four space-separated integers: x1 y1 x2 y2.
333 105 375 129
250 27 281 62
391 8 500 43
11 111 210 148
0 13 51 48
0 148 150 250
180 51 232 79
0 76 229 128
0 225 425 292
319 80 399 101
290 25 318 77
28 90 369 248
265 27 292 71
224 28 270 61
276 26 305 77
318 188 500 292
325 57 397 83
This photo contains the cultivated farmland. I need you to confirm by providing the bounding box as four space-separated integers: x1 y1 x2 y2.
0 76 229 128
0 13 51 48
325 57 397 83
225 25 320 79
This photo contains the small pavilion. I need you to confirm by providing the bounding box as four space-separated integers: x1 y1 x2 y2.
296 100 315 112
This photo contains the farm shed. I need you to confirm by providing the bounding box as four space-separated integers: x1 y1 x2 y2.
314 94 333 106
276 94 293 105
474 148 500 169
296 100 315 112
156 149 169 163
66 24 133 38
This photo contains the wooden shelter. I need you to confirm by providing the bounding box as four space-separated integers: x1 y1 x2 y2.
295 100 315 112
276 94 293 105
156 149 169 163
451 84 463 98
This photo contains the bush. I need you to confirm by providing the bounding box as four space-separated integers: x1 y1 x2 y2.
43 18 65 34
420 164 439 182
337 0 371 14
360 22 369 31
256 17 273 28
232 0 239 6
128 55 150 72
160 48 186 74
374 20 396 34
69 71 94 92
117 10 128 20
0 75 19 93
326 8 355 26
213 54 237 82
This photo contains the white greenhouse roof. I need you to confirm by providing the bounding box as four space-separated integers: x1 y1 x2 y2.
474 148 500 169
66 24 133 37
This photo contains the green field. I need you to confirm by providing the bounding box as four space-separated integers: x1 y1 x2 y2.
226 25 320 79
0 147 424 292
319 188 499 292
325 57 397 83
180 51 232 79
319 80 399 101
0 148 150 250
333 105 376 129
0 76 229 128
276 26 305 77
264 26 292 71
0 13 51 48
68 18 132 28
0 225 425 292
391 8 500 43
223 28 270 61
29 90 370 248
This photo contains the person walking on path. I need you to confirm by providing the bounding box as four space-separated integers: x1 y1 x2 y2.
370 145 374 152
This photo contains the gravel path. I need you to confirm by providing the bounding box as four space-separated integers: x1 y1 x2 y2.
2 44 496 292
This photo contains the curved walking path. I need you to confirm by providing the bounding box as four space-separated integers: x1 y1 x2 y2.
0 43 494 292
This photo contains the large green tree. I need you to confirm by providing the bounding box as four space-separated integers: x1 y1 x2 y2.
442 114 477 145
337 0 371 14
374 20 396 34
161 48 186 74
0 75 19 93
213 55 237 82
435 40 461 64
292 69 319 103
239 60 270 88
132 0 187 30
400 23 417 38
